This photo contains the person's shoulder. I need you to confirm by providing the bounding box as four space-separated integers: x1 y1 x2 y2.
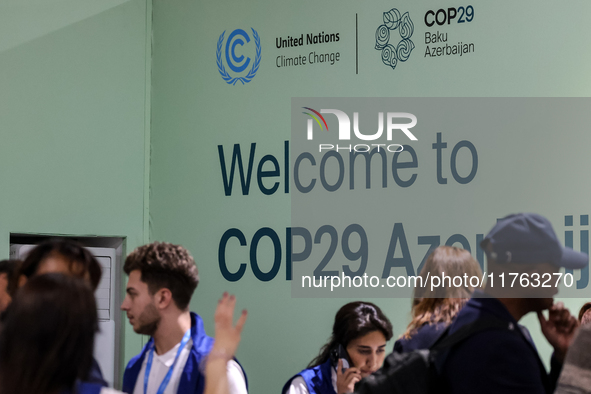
394 323 448 353
449 298 485 326
455 327 531 354
284 376 309 394
445 326 540 378
100 389 125 394
282 371 309 394
226 359 248 394
444 331 545 393
282 364 326 394
449 295 516 335
227 359 246 383
446 302 534 367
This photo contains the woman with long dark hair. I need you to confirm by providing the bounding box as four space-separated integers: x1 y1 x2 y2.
282 301 393 394
0 274 120 394
6 239 107 387
394 245 482 352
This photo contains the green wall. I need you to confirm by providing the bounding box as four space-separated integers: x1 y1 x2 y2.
4 0 591 392
0 0 151 377
149 1 591 393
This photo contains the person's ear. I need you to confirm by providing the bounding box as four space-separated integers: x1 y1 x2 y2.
17 274 27 289
154 288 173 310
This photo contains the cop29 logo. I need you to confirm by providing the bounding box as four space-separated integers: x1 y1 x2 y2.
375 9 414 70
216 28 262 85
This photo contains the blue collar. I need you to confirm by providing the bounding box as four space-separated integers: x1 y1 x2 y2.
122 312 214 394
123 312 248 394
282 358 336 394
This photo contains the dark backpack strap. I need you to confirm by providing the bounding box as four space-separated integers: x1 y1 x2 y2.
430 318 516 352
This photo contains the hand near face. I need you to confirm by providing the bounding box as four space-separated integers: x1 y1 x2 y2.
211 292 248 357
538 301 578 362
336 359 362 394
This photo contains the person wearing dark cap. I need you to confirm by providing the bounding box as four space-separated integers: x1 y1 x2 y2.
441 213 588 394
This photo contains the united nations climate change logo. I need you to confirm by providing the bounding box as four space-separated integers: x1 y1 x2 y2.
216 28 261 85
375 9 414 70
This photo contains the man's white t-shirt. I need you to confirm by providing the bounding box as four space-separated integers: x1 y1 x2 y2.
132 339 247 394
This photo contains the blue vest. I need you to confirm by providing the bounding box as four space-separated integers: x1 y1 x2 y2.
122 312 248 394
282 359 336 394
59 359 108 394
61 382 103 394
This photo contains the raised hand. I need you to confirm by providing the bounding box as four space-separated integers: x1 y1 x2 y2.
212 292 248 358
204 293 248 394
538 301 578 362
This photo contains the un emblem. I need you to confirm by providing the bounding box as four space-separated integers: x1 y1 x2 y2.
217 28 262 85
375 9 414 70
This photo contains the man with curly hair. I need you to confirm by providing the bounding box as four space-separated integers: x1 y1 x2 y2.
121 242 247 394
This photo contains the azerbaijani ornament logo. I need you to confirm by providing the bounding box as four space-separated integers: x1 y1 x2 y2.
374 9 414 70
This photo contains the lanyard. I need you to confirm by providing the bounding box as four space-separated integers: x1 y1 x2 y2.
144 329 192 394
